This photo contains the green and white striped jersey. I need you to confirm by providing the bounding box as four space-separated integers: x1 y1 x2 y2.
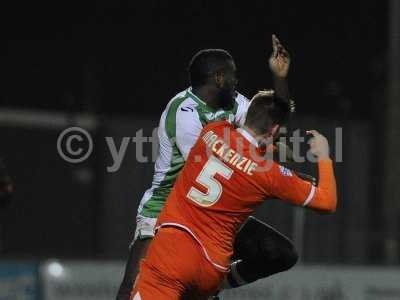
137 87 250 218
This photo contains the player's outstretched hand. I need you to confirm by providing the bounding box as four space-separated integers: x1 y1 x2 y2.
306 130 330 160
268 34 290 78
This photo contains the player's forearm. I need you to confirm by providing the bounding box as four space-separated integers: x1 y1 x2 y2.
272 76 290 102
308 159 337 213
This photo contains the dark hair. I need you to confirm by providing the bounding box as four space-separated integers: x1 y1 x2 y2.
188 49 233 88
244 90 290 135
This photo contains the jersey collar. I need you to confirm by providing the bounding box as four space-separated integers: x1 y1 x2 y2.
237 127 259 147
187 87 220 113
187 87 239 121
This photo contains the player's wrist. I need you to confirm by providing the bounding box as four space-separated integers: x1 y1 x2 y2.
317 155 331 162
317 147 330 160
272 73 287 80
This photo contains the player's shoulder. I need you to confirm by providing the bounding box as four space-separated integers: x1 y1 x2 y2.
168 88 197 108
165 88 200 116
202 120 234 134
255 159 294 182
161 89 199 121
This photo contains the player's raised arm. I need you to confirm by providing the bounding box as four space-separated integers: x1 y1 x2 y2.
268 34 295 112
267 130 337 213
304 130 337 212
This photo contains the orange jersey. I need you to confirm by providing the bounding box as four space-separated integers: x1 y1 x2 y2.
156 120 336 271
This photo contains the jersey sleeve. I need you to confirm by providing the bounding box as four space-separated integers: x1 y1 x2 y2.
265 163 316 206
265 160 337 212
175 104 203 160
234 92 250 126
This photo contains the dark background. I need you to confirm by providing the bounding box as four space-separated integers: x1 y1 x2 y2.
1 0 387 117
1 0 397 265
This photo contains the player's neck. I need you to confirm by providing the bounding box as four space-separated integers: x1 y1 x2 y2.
191 86 220 110
241 125 272 146
241 125 260 141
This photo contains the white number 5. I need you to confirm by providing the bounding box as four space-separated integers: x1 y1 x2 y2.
187 156 233 207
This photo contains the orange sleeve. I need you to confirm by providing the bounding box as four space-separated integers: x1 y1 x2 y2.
266 159 337 212
305 159 337 212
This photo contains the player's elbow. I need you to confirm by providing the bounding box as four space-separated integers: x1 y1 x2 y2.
316 198 337 214
329 201 337 213
311 193 337 214
323 204 336 214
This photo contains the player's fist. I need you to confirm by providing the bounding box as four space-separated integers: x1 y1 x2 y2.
268 34 290 78
306 130 330 160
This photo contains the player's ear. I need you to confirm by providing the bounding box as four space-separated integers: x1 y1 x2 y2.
214 71 224 88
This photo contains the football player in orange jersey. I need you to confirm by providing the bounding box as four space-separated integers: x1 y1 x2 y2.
130 91 337 300
117 36 303 300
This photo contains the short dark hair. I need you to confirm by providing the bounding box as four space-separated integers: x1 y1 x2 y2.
244 90 290 135
188 49 233 88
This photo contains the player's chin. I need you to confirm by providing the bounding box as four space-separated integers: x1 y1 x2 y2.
224 99 235 110
218 89 236 109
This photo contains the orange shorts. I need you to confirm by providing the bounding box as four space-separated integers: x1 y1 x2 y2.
130 227 225 300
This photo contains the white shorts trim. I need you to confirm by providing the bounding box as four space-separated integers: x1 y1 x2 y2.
130 215 157 248
156 222 230 273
